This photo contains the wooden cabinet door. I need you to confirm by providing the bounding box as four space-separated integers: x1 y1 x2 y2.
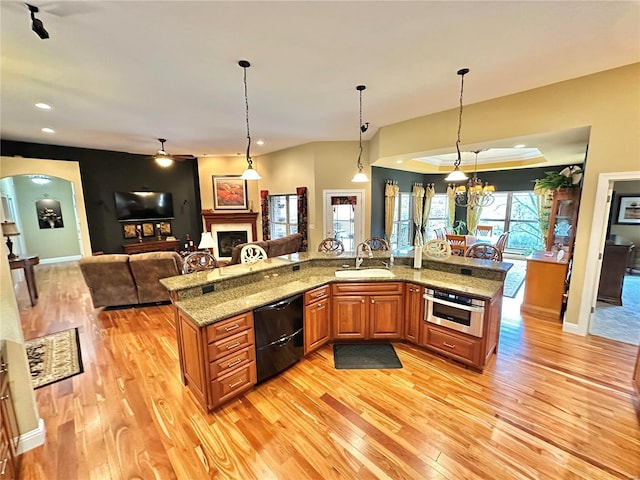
404 283 423 343
304 298 330 354
369 294 403 339
332 295 367 339
178 313 206 407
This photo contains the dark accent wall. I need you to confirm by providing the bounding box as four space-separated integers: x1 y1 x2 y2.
1 140 202 254
371 164 583 236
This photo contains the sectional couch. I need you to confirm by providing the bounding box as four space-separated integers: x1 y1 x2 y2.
79 251 183 308
227 233 304 265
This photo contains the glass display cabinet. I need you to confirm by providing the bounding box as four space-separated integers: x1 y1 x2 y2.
546 188 581 257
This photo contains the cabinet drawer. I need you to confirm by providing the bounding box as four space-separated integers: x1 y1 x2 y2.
211 362 256 406
209 346 255 378
426 326 479 363
208 329 254 360
332 282 403 296
206 312 253 343
304 285 329 305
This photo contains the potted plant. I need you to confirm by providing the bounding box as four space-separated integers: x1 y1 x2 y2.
533 165 583 192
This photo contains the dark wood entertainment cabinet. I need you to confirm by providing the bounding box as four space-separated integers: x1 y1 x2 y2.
123 239 180 254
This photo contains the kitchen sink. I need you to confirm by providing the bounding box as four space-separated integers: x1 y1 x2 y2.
335 268 395 279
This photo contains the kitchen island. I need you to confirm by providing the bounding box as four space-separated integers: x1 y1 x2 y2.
160 251 510 411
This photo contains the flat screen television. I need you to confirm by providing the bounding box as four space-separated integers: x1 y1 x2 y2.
114 191 174 222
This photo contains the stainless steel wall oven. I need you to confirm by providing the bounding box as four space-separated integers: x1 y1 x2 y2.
423 288 485 337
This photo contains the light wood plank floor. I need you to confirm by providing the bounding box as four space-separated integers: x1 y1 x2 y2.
15 262 640 480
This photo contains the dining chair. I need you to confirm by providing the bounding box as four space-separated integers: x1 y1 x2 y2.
464 244 503 261
423 239 452 259
445 234 467 256
240 244 268 264
495 231 510 253
433 227 446 240
182 251 219 274
318 237 345 254
475 225 493 238
364 237 390 251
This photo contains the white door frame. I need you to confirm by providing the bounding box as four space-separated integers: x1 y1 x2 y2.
323 189 365 247
569 170 640 336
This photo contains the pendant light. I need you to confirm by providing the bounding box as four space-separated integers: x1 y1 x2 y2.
444 68 470 182
239 60 261 180
154 138 174 168
453 150 496 208
351 85 370 183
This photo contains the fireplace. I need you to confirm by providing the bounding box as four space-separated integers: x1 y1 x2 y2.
216 230 248 258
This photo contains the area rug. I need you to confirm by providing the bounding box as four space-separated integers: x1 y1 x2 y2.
26 328 84 389
589 275 640 345
503 262 526 298
333 343 402 370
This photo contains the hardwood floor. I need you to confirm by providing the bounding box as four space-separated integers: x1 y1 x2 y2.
15 262 640 480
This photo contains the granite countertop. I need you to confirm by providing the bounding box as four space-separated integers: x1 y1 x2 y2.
174 262 506 328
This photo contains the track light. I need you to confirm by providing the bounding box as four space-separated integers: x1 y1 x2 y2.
27 4 49 40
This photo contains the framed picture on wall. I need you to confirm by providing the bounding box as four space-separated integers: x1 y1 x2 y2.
142 223 155 237
123 224 138 239
159 221 172 235
212 175 248 210
616 194 640 224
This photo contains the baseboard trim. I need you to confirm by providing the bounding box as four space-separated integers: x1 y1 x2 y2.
562 321 587 336
16 417 46 455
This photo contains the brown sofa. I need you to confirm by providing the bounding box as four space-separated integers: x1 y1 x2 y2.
228 233 304 265
79 251 183 307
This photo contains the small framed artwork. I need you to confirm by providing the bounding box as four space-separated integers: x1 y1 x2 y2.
159 221 172 235
213 175 248 210
142 223 155 237
616 194 640 224
123 224 138 239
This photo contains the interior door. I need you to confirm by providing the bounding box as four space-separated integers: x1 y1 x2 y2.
323 190 364 252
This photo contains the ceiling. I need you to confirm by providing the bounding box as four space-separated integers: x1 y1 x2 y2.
1 1 638 171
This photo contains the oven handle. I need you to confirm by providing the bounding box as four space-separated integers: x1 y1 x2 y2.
423 294 485 313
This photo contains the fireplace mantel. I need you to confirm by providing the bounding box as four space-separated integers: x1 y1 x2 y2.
202 210 258 241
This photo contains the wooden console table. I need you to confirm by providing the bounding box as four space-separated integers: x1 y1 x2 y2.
520 250 569 321
123 240 180 254
9 254 40 306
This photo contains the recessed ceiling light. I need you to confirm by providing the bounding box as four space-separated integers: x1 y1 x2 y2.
35 102 52 110
256 140 265 146
513 144 526 148
41 127 55 134
396 160 404 164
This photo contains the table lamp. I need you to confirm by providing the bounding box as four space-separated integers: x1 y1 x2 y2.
198 232 215 253
1 221 20 259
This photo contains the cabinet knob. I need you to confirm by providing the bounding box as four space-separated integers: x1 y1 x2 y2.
361 299 365 303
371 299 375 304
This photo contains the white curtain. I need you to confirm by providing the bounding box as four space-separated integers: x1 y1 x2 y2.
384 181 399 243
446 185 456 229
412 183 425 246
422 184 436 241
466 202 483 235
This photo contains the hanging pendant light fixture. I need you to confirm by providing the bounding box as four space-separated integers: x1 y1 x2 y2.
238 60 261 180
444 68 470 183
453 150 496 208
351 85 370 183
154 138 174 168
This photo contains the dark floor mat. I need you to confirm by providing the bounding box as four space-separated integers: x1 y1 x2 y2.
333 343 402 370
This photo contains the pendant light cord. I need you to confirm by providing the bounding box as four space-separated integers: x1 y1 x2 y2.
242 62 253 168
454 70 466 169
357 87 364 171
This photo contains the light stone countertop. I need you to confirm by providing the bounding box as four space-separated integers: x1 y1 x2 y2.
174 262 506 328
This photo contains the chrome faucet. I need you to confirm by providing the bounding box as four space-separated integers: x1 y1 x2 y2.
355 242 370 268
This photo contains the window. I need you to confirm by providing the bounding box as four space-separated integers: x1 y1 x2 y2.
390 192 412 249
425 194 449 240
478 191 543 253
269 194 298 239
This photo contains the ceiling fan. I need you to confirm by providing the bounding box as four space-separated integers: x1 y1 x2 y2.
152 138 196 167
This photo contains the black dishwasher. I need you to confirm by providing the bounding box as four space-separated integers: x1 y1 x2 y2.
254 293 304 383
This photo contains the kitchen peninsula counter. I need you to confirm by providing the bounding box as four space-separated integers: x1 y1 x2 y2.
161 252 510 328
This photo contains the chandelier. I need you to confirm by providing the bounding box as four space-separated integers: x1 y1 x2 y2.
451 150 495 208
